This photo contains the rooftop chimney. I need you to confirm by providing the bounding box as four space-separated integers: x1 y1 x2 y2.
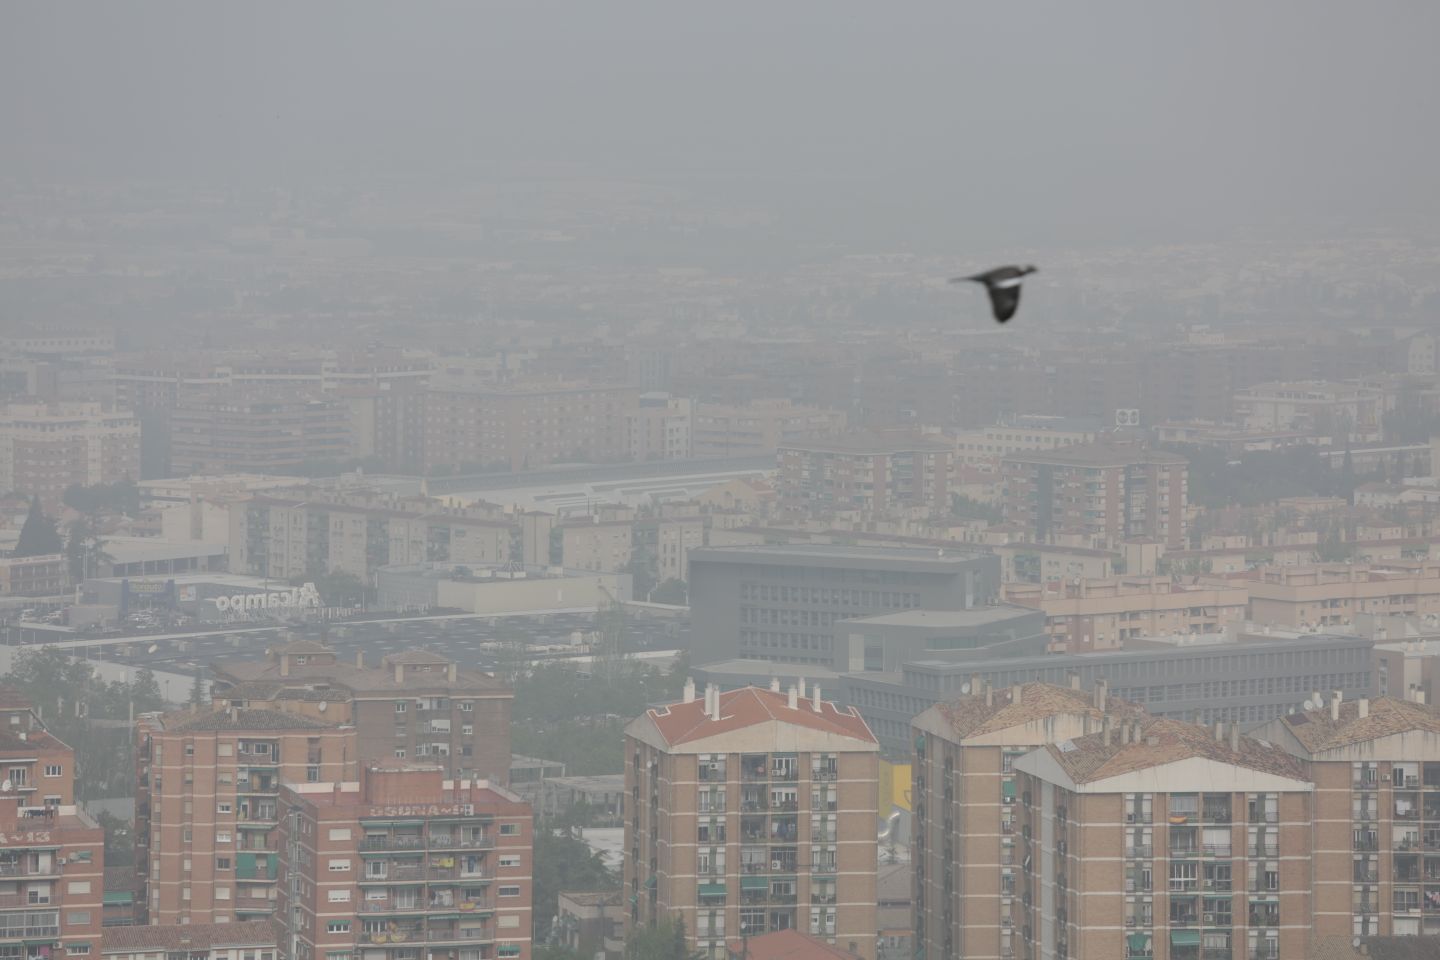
788 685 799 711
707 684 721 722
812 685 822 713
280 655 290 678
394 663 405 684
1358 698 1370 718
1145 735 1160 746
1417 689 1428 706
1213 721 1225 743
1093 679 1108 712
1011 684 1023 705
683 678 696 704
984 682 994 708
1330 696 1341 722
1120 721 1131 745
1311 690 1321 709
356 650 365 669
970 674 982 697
1229 724 1240 753
447 662 457 683
798 677 807 699
1069 672 1081 690
770 677 781 693
1102 716 1113 747
1331 689 1343 705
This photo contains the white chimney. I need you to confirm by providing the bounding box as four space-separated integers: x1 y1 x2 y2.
812 684 822 713
1069 673 1081 690
769 677 781 693
1093 679 1108 712
1011 684 1023 705
1102 716 1113 747
708 685 722 722
1311 690 1321 709
447 662 457 683
1330 696 1341 721
984 682 994 708
787 685 799 711
683 678 696 704
1358 698 1370 718
1229 723 1239 753
798 677 807 699
1331 689 1343 705
1417 689 1428 706
1120 722 1131 746
1213 721 1225 743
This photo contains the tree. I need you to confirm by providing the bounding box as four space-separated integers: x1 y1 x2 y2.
130 668 166 714
950 493 1003 523
65 516 114 582
625 917 699 960
190 669 207 708
532 829 615 940
14 498 63 557
62 480 139 517
299 570 367 608
649 579 688 605
95 809 134 867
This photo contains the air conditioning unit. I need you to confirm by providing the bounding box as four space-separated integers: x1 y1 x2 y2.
771 860 783 870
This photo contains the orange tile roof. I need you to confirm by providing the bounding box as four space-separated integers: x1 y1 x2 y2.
647 687 876 746
1042 716 1308 784
1277 697 1440 753
724 929 860 960
932 682 1145 740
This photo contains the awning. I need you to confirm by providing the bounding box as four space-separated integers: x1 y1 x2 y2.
1127 934 1151 953
1002 781 1017 799
741 876 768 891
1170 931 1201 947
698 883 726 896
644 875 657 890
361 820 426 827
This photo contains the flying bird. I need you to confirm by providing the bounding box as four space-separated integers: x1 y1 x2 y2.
951 265 1037 323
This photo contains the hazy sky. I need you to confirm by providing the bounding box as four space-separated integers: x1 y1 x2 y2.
4 1 1438 247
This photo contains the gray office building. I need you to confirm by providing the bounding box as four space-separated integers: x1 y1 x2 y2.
686 543 1000 667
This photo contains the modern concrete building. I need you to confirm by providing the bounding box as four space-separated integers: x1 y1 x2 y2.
1001 442 1188 550
278 765 534 960
0 403 141 514
0 554 67 598
169 397 351 477
623 682 880 959
211 642 514 784
0 795 105 960
687 544 1000 668
833 607 1049 675
776 434 953 517
134 708 359 924
910 681 1145 960
1013 715 1314 960
1232 380 1384 442
692 400 848 460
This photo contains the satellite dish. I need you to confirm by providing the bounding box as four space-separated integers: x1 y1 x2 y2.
147 644 159 654
317 701 328 713
960 682 972 695
1303 699 1317 711
1 780 11 793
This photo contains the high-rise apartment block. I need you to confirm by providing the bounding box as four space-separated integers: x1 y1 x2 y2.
211 643 513 784
777 435 953 517
624 682 879 959
278 765 534 960
910 681 1145 960
1012 715 1312 960
0 795 105 960
1001 442 1187 550
169 397 351 476
692 401 848 460
0 403 140 514
134 709 358 924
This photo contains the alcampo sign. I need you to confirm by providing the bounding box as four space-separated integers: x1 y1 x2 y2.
213 582 323 613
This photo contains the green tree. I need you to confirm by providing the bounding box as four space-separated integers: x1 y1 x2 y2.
130 668 166 714
625 917 699 960
190 669 207 708
649 579 688 605
65 516 114 581
532 829 615 939
62 480 139 517
950 493 1003 523
95 809 134 867
15 498 63 557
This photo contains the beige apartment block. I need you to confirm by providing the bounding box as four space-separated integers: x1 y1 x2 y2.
909 680 1146 960
1247 563 1440 630
1003 576 1249 652
624 681 879 960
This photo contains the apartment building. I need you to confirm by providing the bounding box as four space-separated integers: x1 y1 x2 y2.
1247 564 1440 629
0 688 78 808
210 642 513 784
1003 576 1249 653
338 381 428 470
1012 715 1314 960
227 494 512 581
169 396 351 476
777 435 953 517
693 400 847 460
1232 380 1384 442
0 403 140 514
134 708 358 924
687 544 1000 668
100 920 282 960
559 521 633 574
1252 695 1440 941
952 418 1101 469
0 555 67 598
628 393 693 462
423 380 638 472
1001 442 1188 550
278 765 534 960
0 795 105 960
909 681 1146 960
624 682 879 960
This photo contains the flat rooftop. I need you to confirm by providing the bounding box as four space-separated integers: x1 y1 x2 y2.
690 543 985 571
842 605 1038 629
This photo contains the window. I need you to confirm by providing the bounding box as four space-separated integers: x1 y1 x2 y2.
327 921 352 934
498 947 521 958
216 887 231 901
67 881 91 895
217 803 232 814
217 744 233 757
499 886 521 898
460 702 474 712
216 858 231 870
326 953 353 960
328 890 351 903
65 912 90 926
394 749 406 759
499 915 521 929
500 823 520 836
329 860 351 872
65 946 90 957
498 854 522 868
216 831 232 844
395 702 407 713
43 765 62 778
328 828 352 841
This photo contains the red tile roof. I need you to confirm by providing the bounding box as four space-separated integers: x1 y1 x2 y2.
724 929 861 960
647 686 876 746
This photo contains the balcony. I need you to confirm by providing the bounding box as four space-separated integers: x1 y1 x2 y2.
360 899 428 914
428 834 493 850
1201 844 1232 858
0 862 60 879
235 750 278 766
1125 845 1153 859
362 836 427 851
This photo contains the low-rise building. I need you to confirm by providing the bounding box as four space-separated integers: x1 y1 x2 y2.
99 919 282 960
1247 563 1440 629
555 889 624 960
1003 575 1249 652
0 554 67 597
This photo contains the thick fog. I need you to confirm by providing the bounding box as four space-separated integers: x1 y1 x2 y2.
4 1 1439 248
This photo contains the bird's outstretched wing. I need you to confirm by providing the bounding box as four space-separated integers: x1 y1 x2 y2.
989 285 1021 323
